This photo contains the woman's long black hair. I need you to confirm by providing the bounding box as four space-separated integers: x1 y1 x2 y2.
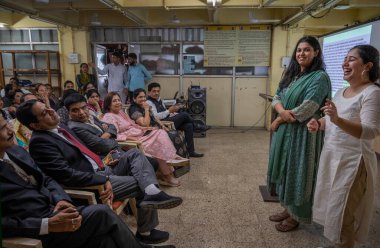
279 36 325 89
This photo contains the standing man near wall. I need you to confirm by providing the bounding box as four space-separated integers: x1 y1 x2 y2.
92 51 128 103
126 53 152 102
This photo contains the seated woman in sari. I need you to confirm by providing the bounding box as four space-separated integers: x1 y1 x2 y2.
267 36 331 232
86 89 104 119
102 92 187 187
129 88 189 158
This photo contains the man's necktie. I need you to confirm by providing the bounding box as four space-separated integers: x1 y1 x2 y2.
2 159 37 185
57 127 104 169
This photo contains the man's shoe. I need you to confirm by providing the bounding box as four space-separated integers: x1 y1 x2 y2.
139 191 183 209
136 229 169 244
189 151 204 157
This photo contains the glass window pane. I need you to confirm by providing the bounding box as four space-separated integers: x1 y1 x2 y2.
31 30 41 42
35 53 47 69
51 29 58 42
0 30 11 42
15 53 33 69
183 44 204 54
49 53 59 70
0 44 31 50
33 44 59 51
41 30 52 42
236 67 255 76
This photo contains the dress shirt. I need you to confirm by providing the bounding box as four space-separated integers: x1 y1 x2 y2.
48 128 100 171
127 64 152 92
1 153 49 235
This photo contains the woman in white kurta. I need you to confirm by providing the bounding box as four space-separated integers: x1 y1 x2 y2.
307 45 380 247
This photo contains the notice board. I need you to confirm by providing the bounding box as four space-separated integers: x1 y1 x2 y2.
204 25 271 67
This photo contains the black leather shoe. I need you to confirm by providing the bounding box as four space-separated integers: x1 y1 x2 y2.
139 191 183 209
136 229 169 244
189 151 204 157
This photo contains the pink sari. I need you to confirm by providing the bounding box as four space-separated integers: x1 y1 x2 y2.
102 111 177 161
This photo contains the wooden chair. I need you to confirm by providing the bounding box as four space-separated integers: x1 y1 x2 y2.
2 189 97 248
64 184 138 219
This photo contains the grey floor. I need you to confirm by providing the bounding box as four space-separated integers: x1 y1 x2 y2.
125 128 380 248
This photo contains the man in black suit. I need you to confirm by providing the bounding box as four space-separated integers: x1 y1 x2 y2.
146 82 209 158
0 115 174 248
16 99 182 244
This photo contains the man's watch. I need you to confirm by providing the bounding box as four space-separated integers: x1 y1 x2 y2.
105 175 110 182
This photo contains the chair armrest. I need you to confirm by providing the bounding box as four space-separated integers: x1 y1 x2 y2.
64 189 97 205
63 185 112 208
2 237 43 248
161 121 176 130
118 140 144 151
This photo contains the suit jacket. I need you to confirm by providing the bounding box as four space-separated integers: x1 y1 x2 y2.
68 117 119 157
0 145 71 238
29 124 107 187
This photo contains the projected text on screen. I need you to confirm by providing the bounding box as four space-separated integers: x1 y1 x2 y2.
323 25 372 96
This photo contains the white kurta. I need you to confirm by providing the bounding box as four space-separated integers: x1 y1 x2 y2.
313 84 380 243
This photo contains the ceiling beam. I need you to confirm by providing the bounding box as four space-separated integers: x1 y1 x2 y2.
98 0 145 25
262 0 278 7
279 0 343 27
0 0 76 26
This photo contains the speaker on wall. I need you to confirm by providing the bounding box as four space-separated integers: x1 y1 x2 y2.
188 87 206 137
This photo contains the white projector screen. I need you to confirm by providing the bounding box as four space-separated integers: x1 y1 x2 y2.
322 19 380 96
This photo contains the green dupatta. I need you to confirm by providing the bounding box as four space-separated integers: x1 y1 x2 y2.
268 70 326 184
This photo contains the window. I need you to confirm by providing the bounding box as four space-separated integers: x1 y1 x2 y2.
130 44 180 75
183 44 233 75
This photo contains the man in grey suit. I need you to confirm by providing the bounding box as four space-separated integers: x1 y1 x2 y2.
0 114 174 248
16 99 182 245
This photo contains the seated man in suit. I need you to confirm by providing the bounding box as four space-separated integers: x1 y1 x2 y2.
0 114 174 248
16 100 182 245
146 82 209 158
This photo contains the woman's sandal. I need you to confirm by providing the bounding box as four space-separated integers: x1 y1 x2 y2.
269 211 290 222
275 218 299 232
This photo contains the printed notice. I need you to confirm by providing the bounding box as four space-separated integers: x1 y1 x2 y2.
204 26 237 67
237 26 271 66
204 25 271 67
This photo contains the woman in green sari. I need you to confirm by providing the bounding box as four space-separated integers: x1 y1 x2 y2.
267 36 331 232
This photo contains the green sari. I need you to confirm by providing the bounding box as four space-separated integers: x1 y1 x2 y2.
267 70 331 223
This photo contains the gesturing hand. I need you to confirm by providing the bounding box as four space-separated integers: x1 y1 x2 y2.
307 118 319 133
321 100 339 124
48 207 82 232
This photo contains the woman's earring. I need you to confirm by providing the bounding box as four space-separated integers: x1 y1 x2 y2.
361 70 368 80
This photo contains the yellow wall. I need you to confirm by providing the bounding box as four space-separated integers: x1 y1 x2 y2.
7 15 92 91
58 27 92 88
151 76 180 99
184 77 232 126
234 77 267 127
152 76 269 127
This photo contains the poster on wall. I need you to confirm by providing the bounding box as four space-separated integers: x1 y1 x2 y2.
237 26 271 66
203 25 271 67
203 26 237 67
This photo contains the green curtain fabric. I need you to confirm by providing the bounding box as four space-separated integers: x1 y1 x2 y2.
267 70 331 223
